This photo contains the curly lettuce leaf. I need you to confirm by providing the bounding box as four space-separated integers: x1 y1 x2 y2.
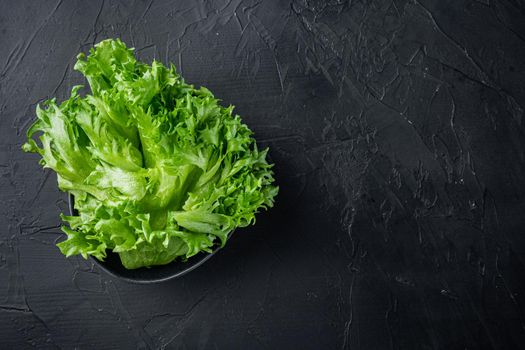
23 38 278 269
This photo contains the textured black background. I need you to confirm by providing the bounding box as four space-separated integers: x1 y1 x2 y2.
2 0 525 349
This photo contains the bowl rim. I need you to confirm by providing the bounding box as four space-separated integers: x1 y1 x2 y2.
67 193 223 284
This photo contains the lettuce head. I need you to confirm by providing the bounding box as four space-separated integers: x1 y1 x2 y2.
23 39 278 269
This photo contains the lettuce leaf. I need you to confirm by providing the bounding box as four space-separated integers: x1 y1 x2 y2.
23 38 278 269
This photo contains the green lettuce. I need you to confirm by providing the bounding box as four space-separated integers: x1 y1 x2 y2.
23 39 278 269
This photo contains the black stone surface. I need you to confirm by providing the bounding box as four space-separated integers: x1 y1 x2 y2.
2 0 525 348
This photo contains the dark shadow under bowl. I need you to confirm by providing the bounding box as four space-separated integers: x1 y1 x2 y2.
68 194 222 284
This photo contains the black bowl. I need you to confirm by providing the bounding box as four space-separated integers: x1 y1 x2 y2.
68 194 222 284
